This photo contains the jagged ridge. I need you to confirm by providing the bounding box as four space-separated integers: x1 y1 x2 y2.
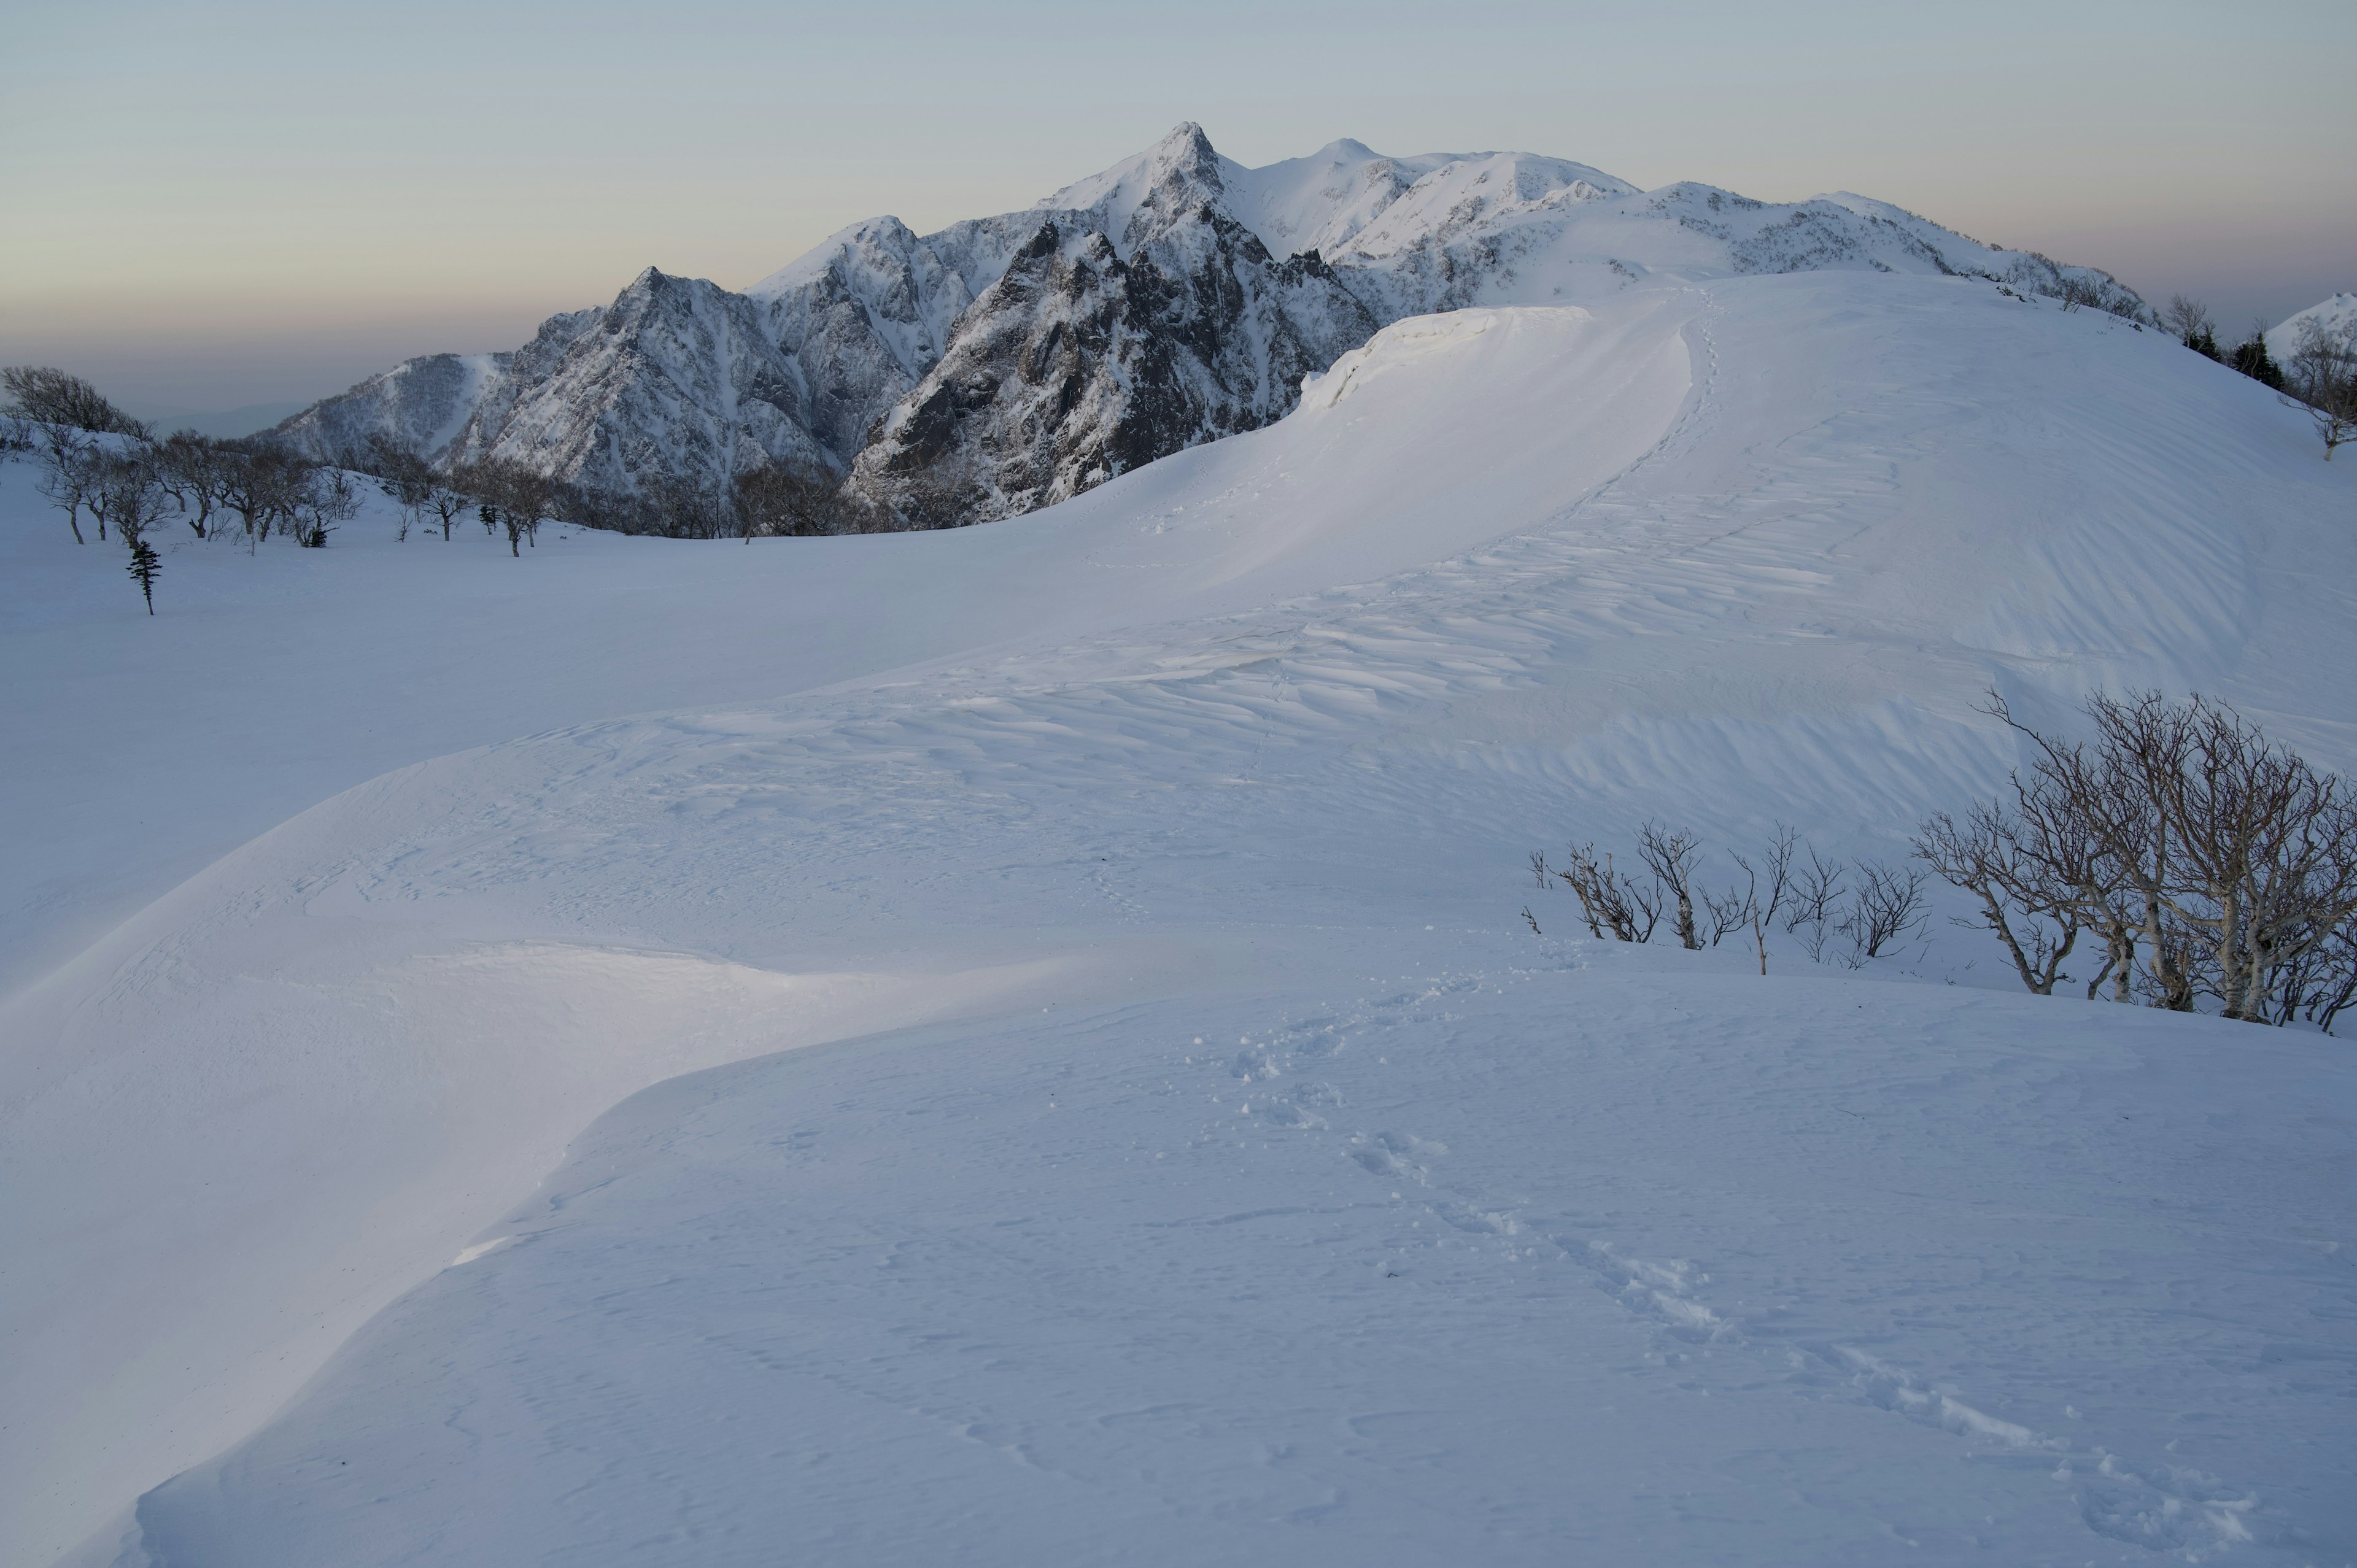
274 123 2147 530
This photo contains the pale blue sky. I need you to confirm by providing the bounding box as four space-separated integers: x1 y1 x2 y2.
4 0 2348 412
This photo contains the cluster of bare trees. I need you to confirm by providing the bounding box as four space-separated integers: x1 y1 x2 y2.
2162 296 2356 458
1527 824 1927 974
1918 693 2357 1031
1526 693 2356 1033
2 364 151 439
513 462 875 541
7 366 377 612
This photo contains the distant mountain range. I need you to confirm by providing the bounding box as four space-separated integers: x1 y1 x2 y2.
275 124 2149 530
134 401 310 441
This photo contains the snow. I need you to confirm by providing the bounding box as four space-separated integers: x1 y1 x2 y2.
285 123 2148 504
6 272 2354 1567
2267 292 2357 361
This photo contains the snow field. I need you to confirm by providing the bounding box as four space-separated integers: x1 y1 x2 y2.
4 272 2353 1564
107 939 2357 1563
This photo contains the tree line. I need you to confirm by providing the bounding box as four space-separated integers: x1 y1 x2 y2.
6 363 890 615
5 368 368 613
1531 692 2357 1034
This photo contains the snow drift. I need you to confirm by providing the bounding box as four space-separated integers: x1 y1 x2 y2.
5 269 2353 1566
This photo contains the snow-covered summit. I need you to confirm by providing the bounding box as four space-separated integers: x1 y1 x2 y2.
2266 290 2357 361
274 123 2147 527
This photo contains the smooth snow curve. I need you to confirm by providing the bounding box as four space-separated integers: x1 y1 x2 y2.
4 274 2353 1566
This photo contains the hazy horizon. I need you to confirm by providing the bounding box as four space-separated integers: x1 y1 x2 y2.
6 0 2348 415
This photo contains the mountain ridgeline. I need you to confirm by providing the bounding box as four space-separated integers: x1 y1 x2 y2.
275 125 2148 533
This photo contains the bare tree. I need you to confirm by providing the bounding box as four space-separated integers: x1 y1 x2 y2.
218 446 304 552
733 461 852 540
448 458 552 553
1537 844 1661 943
35 424 98 543
419 475 471 541
367 437 436 541
1916 801 2081 993
1701 823 1798 948
2281 320 2357 460
289 466 360 547
2 365 149 437
83 447 163 544
2160 294 2221 360
91 450 172 550
1783 845 1846 962
1975 691 2357 1024
153 433 231 538
1636 822 1705 949
1840 860 1928 964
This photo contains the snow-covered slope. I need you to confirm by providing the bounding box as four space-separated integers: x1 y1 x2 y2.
7 273 2351 1567
274 125 2145 525
2267 290 2357 361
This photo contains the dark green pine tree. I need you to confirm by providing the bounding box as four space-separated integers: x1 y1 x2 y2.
2231 334 2285 390
2187 326 2222 363
126 538 161 614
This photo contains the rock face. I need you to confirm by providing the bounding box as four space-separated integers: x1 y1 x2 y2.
849 147 1380 527
274 123 2147 528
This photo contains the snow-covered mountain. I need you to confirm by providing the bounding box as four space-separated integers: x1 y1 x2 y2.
2267 290 2357 361
275 125 2145 528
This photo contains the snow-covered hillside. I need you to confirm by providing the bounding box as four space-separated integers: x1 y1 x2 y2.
6 272 2353 1567
275 125 2145 529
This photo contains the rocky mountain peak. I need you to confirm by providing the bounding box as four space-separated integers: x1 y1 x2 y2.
276 123 2147 530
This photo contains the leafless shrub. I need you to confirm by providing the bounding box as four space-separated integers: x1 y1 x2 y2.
1784 845 1846 962
1535 843 1662 943
1703 824 1796 949
1636 822 1703 949
1936 692 2357 1028
1533 824 1917 974
1840 860 1929 965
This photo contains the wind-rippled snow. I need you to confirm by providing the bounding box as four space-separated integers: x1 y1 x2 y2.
4 274 2352 1567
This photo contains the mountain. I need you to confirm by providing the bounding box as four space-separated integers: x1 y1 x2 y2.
130 401 310 440
2267 291 2357 361
274 124 2147 528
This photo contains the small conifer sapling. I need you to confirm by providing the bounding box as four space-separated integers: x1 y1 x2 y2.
126 538 160 615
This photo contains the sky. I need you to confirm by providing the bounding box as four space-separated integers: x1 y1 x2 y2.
3 0 2349 416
